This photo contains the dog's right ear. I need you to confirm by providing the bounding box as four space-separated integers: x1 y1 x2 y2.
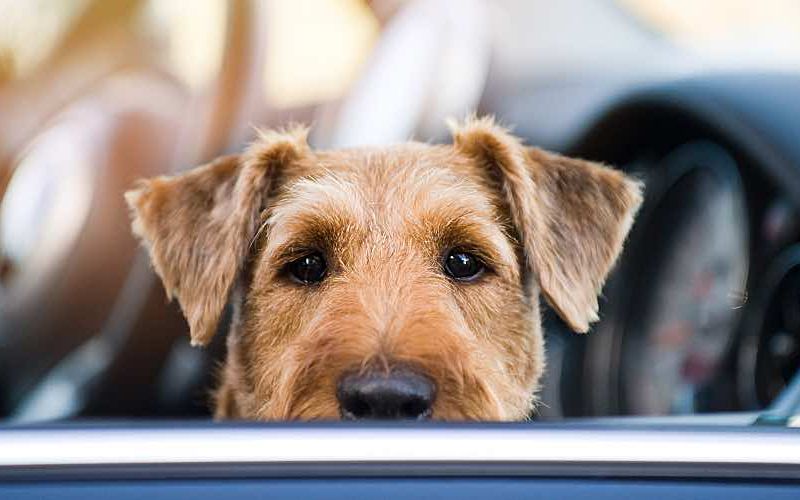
450 116 642 334
126 127 309 346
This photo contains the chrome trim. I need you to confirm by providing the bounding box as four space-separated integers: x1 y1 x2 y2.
1 426 799 468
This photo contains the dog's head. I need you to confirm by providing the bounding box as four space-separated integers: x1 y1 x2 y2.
126 117 642 420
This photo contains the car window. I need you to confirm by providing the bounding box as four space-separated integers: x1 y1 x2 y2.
0 0 799 429
617 0 800 71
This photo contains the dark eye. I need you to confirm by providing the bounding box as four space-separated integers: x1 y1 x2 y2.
288 252 327 284
443 249 484 281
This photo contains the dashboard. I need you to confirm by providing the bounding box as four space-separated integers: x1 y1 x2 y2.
536 73 800 418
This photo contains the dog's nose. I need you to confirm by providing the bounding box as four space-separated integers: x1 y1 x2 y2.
336 370 435 420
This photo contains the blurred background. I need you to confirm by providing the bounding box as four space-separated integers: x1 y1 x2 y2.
1 0 800 422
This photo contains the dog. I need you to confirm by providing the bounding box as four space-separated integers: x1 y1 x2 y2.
126 116 642 420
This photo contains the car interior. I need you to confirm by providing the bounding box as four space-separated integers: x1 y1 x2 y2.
1 0 800 496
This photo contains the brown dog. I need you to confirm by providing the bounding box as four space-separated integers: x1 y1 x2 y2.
126 117 642 420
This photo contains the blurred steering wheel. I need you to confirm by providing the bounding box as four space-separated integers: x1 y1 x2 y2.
0 0 266 420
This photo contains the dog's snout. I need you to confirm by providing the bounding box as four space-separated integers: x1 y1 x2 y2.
336 370 435 420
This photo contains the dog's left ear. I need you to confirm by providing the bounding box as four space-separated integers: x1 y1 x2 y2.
450 117 643 333
126 127 309 346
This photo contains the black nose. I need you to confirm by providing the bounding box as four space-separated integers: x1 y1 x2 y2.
337 370 436 420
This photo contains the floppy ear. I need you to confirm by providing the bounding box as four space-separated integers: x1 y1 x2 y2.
126 127 309 346
450 117 643 333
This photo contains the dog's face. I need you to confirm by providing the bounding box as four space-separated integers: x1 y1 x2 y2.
127 118 642 421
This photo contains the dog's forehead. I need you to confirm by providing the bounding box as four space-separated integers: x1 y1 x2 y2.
262 143 516 264
283 144 496 213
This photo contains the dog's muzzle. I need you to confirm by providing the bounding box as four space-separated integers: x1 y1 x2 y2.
336 369 436 420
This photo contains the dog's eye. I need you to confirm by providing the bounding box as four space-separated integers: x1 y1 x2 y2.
443 250 484 281
288 252 327 284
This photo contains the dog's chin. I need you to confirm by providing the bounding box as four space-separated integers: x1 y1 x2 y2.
250 391 483 422
260 394 506 422
276 408 488 422
266 376 513 421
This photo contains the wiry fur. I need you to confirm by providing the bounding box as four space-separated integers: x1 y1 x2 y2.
450 117 643 333
127 117 642 420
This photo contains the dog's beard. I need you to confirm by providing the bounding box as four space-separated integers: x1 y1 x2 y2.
245 281 537 421
251 332 513 421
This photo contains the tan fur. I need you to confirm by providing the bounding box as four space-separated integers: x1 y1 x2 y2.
127 117 642 420
450 117 643 333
